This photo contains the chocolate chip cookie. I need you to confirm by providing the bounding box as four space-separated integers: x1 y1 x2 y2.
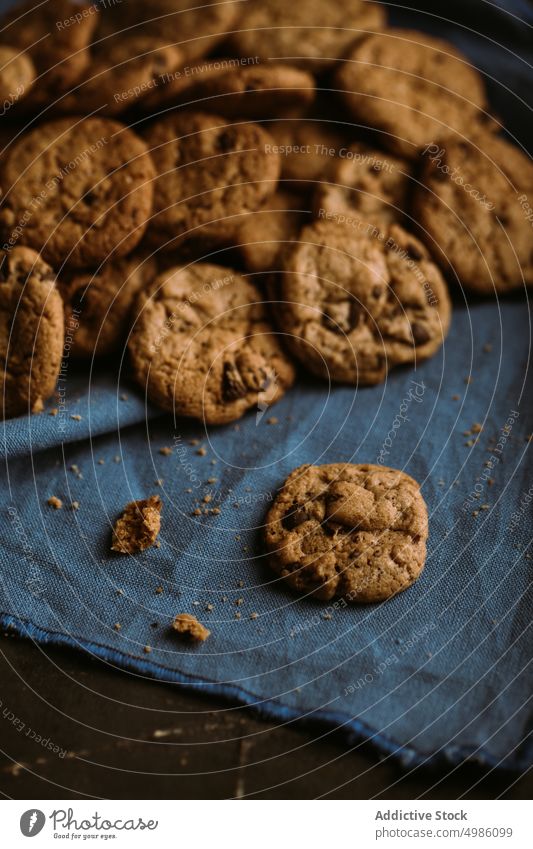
0 0 98 97
264 463 428 602
229 0 386 71
0 46 35 107
335 29 492 159
0 117 155 269
128 263 296 424
56 37 183 116
144 60 315 119
314 143 411 234
413 134 533 294
144 112 281 249
58 254 157 359
96 0 240 63
0 246 64 418
279 220 451 384
236 190 309 273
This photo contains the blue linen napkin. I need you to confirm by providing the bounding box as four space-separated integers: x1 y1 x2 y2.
0 0 532 770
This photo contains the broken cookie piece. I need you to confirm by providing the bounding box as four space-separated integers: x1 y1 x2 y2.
172 613 211 642
111 495 162 554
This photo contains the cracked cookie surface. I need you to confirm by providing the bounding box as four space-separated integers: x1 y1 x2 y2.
279 219 451 384
111 496 162 554
265 463 428 602
0 246 64 418
0 117 155 269
144 112 281 249
128 262 295 424
413 133 533 294
335 29 491 159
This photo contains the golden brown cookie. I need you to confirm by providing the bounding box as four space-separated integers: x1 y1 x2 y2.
55 37 183 116
96 0 241 63
0 0 98 98
0 46 35 108
143 59 315 118
128 262 296 424
0 246 64 419
0 117 155 269
335 29 492 159
265 463 428 602
229 0 386 71
279 220 451 384
236 190 309 273
144 112 281 249
313 142 411 233
58 254 157 359
413 134 533 294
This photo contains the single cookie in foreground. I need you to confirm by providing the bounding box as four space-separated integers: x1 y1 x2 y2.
128 263 296 424
335 29 492 159
264 463 428 602
172 613 210 642
279 220 451 384
0 247 64 419
111 496 162 554
413 134 533 294
0 117 155 269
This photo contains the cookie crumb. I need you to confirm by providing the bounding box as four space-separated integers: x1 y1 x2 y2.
47 496 63 509
120 393 128 401
155 478 164 486
234 612 241 620
250 612 258 620
189 438 200 446
70 414 82 421
114 455 121 463
267 416 278 425
113 623 122 631
49 408 58 416
159 446 172 456
196 446 207 456
172 613 210 642
192 508 202 516
203 494 212 504
211 507 221 515
111 495 162 554
452 394 460 400
98 458 105 465
207 477 217 484
155 586 164 594
144 645 152 654
483 343 492 353
471 422 483 433
70 501 80 510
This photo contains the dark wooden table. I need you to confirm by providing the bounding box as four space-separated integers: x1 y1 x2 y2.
0 634 530 799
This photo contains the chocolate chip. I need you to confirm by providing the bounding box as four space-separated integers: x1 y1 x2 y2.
322 301 361 334
217 130 234 153
222 361 247 401
282 508 311 530
405 243 424 262
411 322 430 345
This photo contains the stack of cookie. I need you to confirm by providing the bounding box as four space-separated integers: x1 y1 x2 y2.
0 0 531 599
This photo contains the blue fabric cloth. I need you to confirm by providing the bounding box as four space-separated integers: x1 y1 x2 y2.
1 0 532 771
